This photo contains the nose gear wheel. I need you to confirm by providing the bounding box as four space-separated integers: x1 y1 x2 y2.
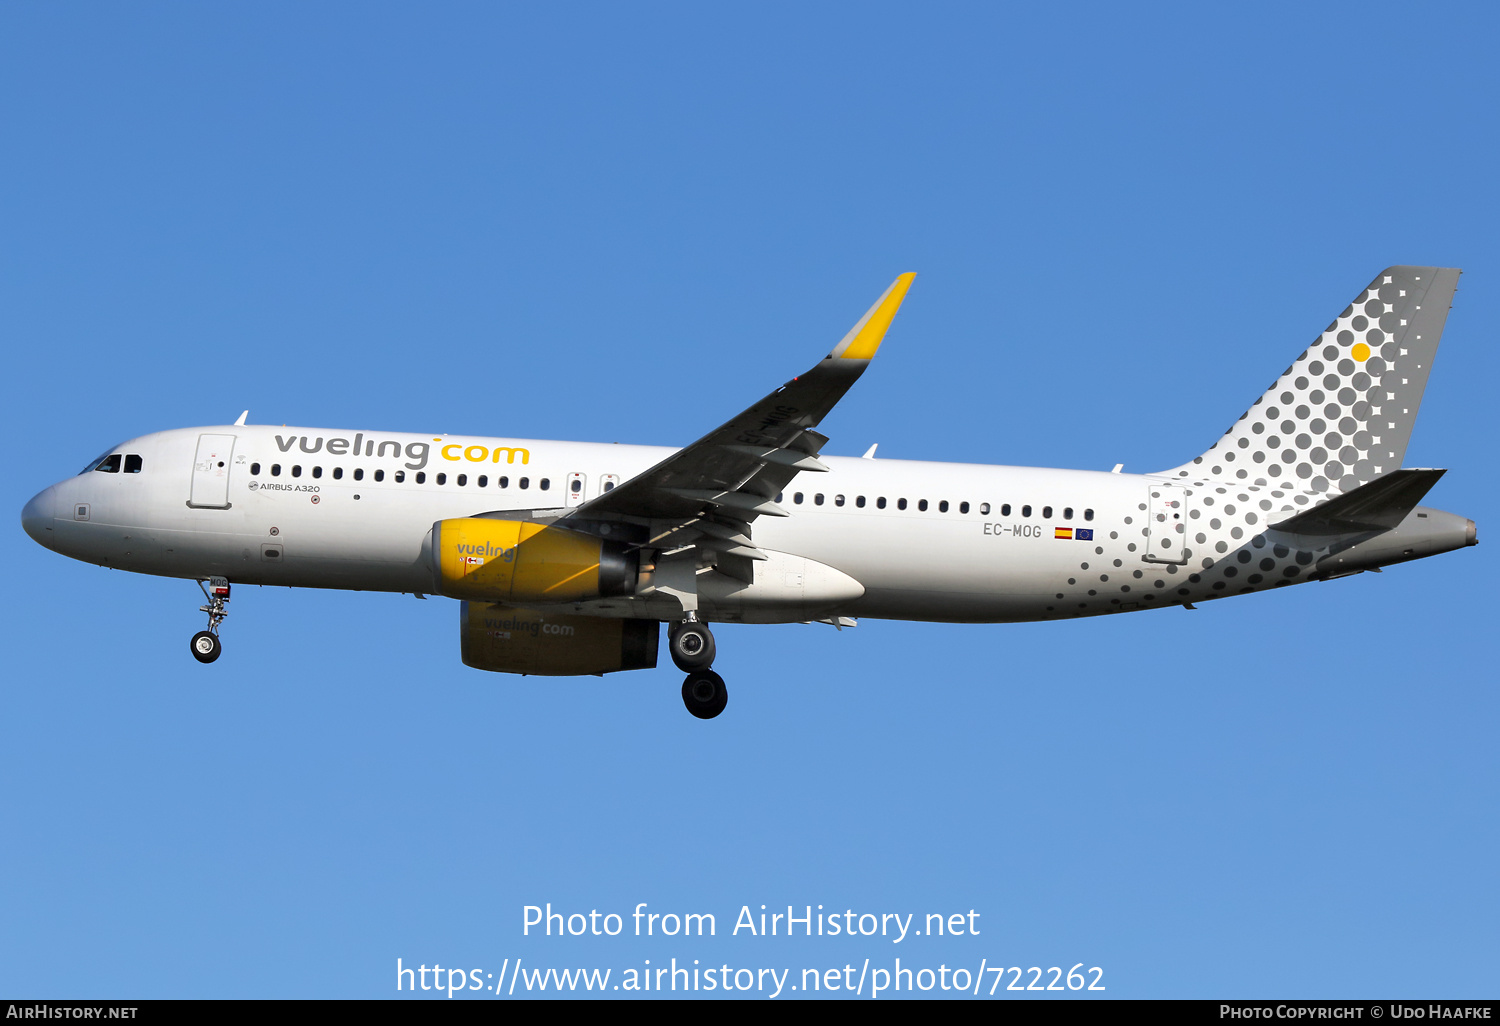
190 630 222 663
191 577 231 664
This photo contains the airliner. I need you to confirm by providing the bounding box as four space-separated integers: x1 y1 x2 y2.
20 268 1476 718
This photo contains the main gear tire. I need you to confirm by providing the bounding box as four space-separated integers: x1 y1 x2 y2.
668 622 716 672
681 671 728 719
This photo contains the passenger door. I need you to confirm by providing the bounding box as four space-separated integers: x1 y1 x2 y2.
188 434 237 509
1143 483 1187 564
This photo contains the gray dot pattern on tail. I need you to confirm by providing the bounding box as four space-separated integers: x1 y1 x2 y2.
1169 268 1439 495
1045 266 1460 620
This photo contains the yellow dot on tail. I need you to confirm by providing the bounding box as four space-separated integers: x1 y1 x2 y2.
1351 342 1371 362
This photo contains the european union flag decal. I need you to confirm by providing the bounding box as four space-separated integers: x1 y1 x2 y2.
1076 529 1094 541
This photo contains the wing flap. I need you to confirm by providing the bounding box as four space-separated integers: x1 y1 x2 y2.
663 488 792 517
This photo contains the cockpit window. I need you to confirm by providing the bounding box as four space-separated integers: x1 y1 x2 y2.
124 454 143 474
91 454 122 474
80 448 121 475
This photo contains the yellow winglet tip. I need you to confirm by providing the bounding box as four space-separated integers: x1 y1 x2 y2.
836 273 917 361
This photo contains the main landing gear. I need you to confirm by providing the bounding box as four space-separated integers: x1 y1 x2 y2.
669 618 726 719
191 577 230 664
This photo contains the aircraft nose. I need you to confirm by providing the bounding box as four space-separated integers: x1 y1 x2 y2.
21 487 56 546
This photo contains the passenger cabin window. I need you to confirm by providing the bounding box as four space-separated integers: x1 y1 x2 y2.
1063 507 1073 520
877 497 887 509
519 477 529 489
959 501 969 514
436 473 447 485
333 467 343 480
856 496 866 508
271 464 282 477
250 462 262 476
540 478 550 491
897 498 908 510
124 454 143 473
571 479 581 493
794 492 804 504
939 500 949 512
93 454 121 473
416 472 427 484
918 499 928 511
292 466 302 478
392 471 402 483
814 493 824 505
602 480 615 491
1021 505 1031 517
457 474 467 486
1043 506 1052 518
312 466 322 479
1084 508 1094 521
979 502 990 515
499 476 509 488
478 475 488 487
1001 503 1011 516
834 494 845 506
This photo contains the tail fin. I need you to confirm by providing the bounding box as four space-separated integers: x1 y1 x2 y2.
1163 266 1461 495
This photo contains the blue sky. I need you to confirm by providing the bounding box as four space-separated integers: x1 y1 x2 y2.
2 1 1495 999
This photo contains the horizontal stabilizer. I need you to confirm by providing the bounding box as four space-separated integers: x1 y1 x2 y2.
1272 468 1446 536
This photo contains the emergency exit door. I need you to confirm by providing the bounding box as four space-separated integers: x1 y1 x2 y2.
565 472 587 507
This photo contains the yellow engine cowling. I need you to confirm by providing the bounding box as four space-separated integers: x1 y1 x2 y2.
431 519 637 603
460 603 659 676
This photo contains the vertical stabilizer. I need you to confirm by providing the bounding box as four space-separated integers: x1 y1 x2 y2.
1162 266 1460 495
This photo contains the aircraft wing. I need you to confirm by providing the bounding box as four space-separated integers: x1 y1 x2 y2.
561 274 916 568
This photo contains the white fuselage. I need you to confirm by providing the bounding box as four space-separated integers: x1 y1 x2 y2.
21 424 1473 625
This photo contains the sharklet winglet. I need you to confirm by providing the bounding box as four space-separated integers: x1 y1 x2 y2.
828 273 916 361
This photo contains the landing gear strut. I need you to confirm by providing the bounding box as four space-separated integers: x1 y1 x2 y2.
191 577 230 664
670 618 726 718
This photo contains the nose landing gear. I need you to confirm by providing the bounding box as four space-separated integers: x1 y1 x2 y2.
670 618 726 718
191 577 230 664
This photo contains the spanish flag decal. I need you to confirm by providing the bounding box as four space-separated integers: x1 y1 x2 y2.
1055 527 1073 539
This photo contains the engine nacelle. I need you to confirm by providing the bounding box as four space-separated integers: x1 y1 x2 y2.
431 518 637 603
460 602 659 676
